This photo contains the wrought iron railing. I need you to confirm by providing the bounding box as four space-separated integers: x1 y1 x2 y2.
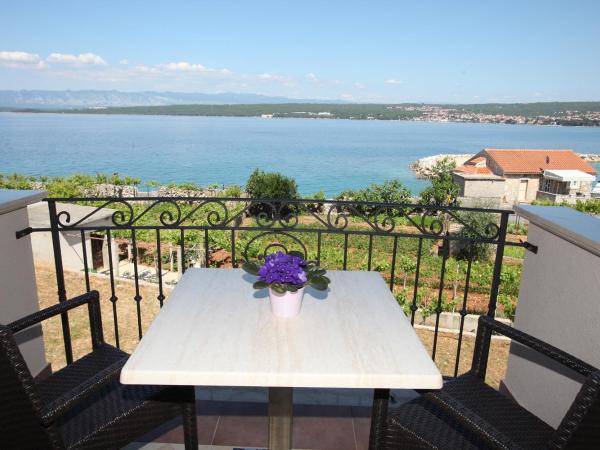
18 196 526 377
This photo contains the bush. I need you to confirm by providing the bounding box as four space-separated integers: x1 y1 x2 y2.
507 222 528 235
455 209 497 261
304 191 326 213
245 169 298 199
336 179 411 215
245 169 299 217
575 199 600 215
498 293 517 320
223 184 243 197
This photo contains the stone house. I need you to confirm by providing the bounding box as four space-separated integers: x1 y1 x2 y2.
453 148 597 207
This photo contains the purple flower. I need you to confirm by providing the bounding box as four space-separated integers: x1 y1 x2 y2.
258 251 307 286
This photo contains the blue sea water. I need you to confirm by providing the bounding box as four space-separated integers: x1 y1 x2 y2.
0 112 599 196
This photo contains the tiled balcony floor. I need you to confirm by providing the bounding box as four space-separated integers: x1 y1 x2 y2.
124 388 418 450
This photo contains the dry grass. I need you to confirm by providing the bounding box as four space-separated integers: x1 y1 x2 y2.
416 329 509 388
35 264 508 388
35 264 168 371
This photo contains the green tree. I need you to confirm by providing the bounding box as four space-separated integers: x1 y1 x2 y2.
398 255 417 290
419 157 460 206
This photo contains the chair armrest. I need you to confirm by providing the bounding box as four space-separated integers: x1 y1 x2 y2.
428 390 526 450
7 291 104 348
472 315 597 379
38 346 128 424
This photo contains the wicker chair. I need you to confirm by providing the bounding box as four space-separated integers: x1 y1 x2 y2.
375 316 600 450
0 290 197 450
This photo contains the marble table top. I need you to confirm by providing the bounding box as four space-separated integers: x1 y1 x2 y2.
121 268 442 389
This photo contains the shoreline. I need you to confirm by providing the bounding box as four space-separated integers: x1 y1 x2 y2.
2 109 600 128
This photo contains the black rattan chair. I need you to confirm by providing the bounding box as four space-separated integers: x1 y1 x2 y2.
1 290 197 450
374 316 600 450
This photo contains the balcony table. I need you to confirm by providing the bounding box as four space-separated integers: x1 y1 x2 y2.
120 268 442 450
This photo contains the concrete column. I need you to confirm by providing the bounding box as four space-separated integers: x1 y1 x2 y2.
503 205 600 427
169 244 174 272
110 238 119 277
177 246 183 279
127 242 133 262
102 234 110 270
0 190 49 377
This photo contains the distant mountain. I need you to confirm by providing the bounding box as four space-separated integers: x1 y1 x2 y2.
0 90 342 108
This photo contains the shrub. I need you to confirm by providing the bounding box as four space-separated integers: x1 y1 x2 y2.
223 184 243 197
245 169 298 199
455 206 498 261
498 293 517 320
245 169 299 217
336 179 411 216
304 191 326 213
395 289 412 316
507 222 528 235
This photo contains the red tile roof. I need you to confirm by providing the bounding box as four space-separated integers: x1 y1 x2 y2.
481 149 596 175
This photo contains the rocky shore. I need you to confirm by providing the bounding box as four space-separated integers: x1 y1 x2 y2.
409 154 474 179
579 154 600 163
410 152 600 179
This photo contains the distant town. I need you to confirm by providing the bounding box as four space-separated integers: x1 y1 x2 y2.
385 104 600 127
2 95 600 127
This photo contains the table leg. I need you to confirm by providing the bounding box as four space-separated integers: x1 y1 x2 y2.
181 386 198 450
268 387 293 450
368 388 390 450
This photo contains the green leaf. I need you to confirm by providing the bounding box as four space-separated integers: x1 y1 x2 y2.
288 250 305 259
309 276 329 291
242 261 260 276
271 283 286 294
252 281 269 289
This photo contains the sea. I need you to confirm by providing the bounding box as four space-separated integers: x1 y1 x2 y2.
0 112 599 196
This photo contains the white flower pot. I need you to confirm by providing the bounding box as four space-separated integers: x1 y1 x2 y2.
268 286 305 318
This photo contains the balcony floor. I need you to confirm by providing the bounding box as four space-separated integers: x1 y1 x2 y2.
123 388 419 450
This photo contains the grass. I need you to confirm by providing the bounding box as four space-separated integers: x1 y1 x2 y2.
35 265 509 388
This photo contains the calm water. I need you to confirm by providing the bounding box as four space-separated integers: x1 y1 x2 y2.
1 112 599 196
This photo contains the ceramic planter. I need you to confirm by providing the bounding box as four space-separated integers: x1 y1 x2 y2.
268 286 305 318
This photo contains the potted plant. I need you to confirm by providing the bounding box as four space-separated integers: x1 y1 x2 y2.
243 251 330 317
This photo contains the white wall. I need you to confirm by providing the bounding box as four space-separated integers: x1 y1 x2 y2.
31 230 94 272
504 205 600 428
0 192 48 376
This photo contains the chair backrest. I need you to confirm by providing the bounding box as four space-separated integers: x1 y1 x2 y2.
0 325 55 449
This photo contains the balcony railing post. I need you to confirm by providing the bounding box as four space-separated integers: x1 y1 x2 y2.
47 199 74 364
487 211 510 317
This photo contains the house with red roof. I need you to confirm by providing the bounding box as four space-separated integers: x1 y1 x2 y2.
453 149 597 207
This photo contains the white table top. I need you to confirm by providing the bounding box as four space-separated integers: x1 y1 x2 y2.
120 268 442 390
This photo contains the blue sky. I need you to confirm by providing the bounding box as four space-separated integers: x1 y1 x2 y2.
1 0 599 102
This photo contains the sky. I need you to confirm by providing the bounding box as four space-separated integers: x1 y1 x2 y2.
1 0 599 103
